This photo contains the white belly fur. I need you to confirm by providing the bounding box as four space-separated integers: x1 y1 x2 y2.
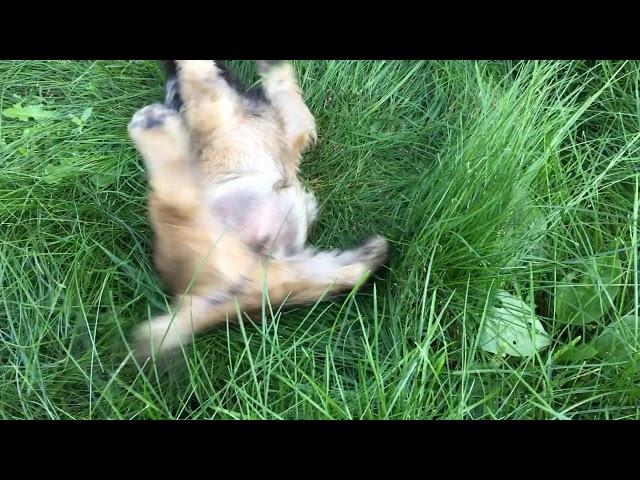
206 173 311 257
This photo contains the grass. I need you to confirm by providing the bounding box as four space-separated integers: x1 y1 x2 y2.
0 60 639 419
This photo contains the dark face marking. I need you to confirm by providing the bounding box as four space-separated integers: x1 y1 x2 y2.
244 84 268 104
161 61 271 115
214 60 248 93
215 61 269 106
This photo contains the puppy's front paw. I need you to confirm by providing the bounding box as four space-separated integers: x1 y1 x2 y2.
128 103 179 134
128 104 190 166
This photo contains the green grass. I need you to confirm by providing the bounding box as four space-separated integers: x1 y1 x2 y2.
0 60 639 419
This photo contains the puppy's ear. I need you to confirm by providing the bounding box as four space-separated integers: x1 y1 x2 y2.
161 61 182 111
162 60 178 76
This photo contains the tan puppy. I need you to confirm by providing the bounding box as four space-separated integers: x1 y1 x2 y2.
128 60 388 358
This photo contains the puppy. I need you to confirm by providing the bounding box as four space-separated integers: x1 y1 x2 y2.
128 60 388 358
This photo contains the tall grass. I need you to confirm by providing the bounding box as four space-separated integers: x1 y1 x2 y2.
0 60 637 419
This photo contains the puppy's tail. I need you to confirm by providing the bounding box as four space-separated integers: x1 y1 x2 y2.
161 60 182 112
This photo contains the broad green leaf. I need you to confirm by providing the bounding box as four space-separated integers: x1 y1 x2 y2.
595 315 640 361
479 290 551 357
506 200 548 268
91 172 116 187
2 102 55 122
43 164 68 185
521 205 547 258
555 280 606 325
554 342 598 363
620 359 640 380
80 107 93 123
70 107 93 128
552 336 582 361
43 160 80 184
369 119 385 133
587 252 622 301
59 157 75 167
555 251 622 325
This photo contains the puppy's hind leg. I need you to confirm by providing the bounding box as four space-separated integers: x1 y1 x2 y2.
266 236 389 305
133 237 390 359
133 294 235 359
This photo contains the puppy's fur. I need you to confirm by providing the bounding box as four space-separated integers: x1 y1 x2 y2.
128 60 388 358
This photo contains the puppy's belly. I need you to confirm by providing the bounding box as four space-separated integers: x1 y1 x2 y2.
207 176 308 256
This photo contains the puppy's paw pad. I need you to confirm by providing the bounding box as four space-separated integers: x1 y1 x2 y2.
356 236 389 268
128 103 178 132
